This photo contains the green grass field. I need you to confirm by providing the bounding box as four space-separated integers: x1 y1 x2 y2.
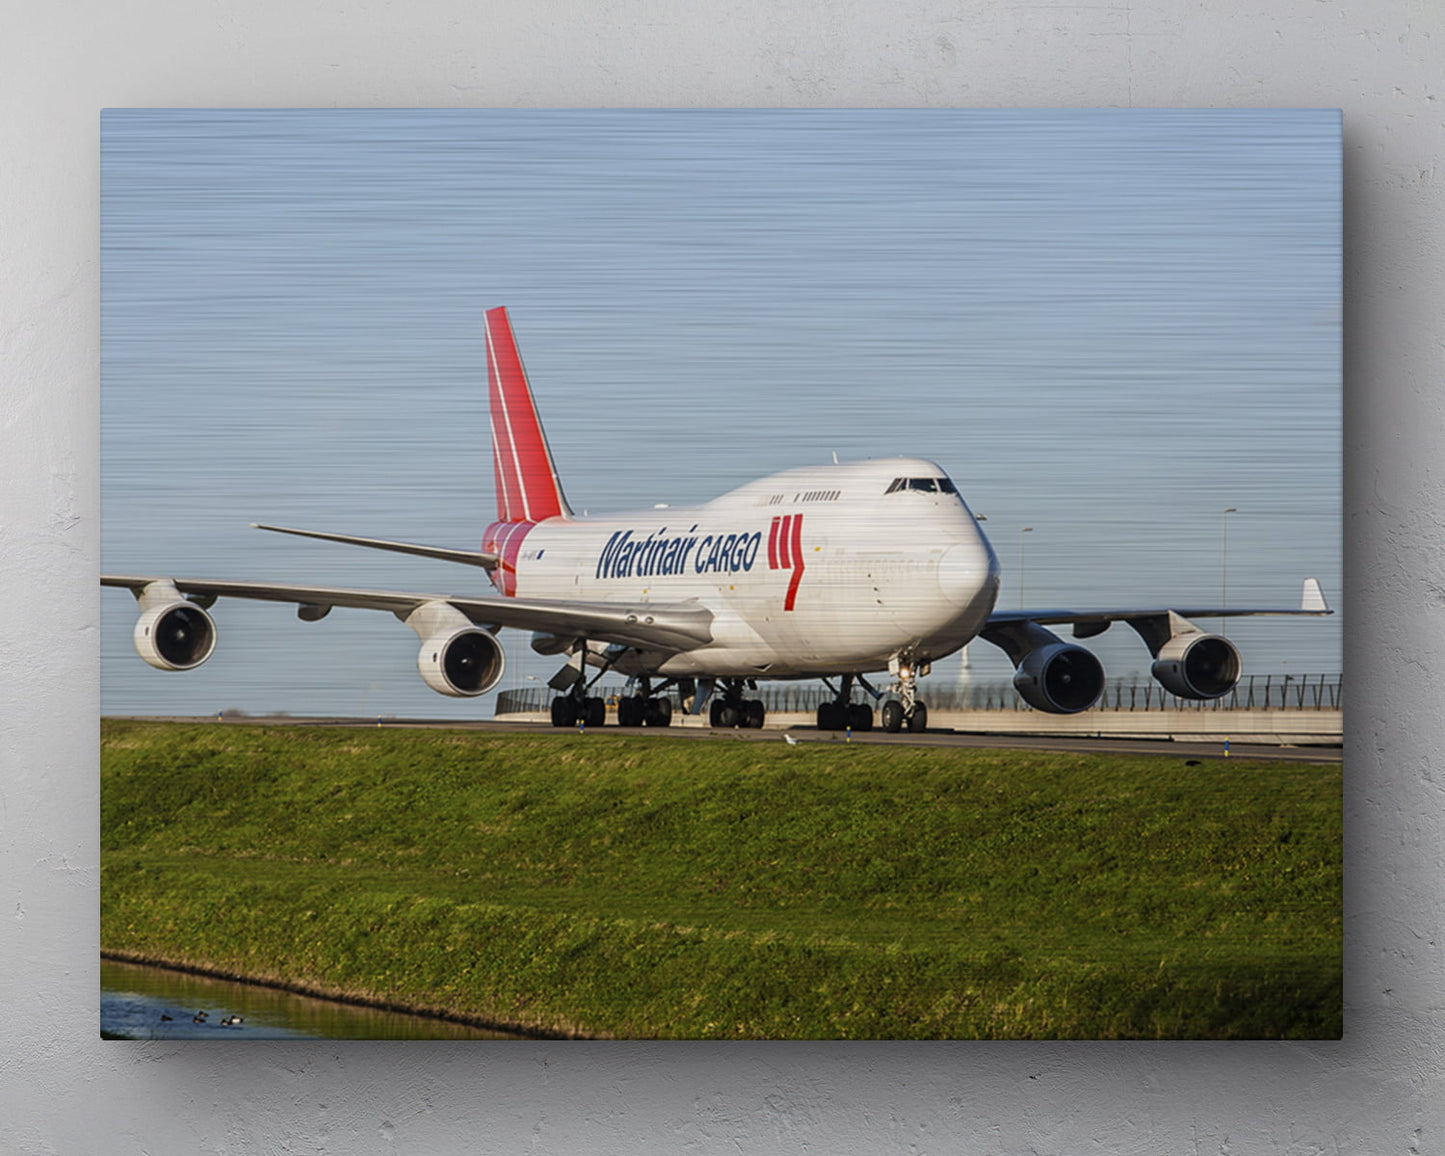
100 720 1341 1039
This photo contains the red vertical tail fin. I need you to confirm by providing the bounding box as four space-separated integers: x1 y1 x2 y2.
485 306 573 523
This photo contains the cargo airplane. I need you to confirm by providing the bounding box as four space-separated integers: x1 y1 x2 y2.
104 307 1332 732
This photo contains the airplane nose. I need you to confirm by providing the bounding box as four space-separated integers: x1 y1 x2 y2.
936 541 992 610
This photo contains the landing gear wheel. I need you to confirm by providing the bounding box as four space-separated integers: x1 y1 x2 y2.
847 702 874 732
585 696 606 728
744 699 766 729
709 699 725 728
719 704 742 728
906 701 928 733
644 696 673 727
618 696 645 727
880 700 904 733
817 701 847 731
550 696 578 728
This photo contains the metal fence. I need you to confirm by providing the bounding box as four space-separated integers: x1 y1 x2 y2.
496 673 1341 717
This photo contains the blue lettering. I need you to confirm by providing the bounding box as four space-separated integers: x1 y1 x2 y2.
743 532 761 570
598 525 764 579
597 530 625 580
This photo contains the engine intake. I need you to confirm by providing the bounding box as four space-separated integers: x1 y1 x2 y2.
417 627 505 697
1012 643 1105 714
1151 632 1240 700
134 601 217 671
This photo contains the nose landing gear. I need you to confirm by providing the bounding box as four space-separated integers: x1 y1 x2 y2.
879 659 929 733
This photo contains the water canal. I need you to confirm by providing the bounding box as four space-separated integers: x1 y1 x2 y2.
100 958 526 1040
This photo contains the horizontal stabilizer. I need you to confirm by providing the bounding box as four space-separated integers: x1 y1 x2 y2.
251 523 499 570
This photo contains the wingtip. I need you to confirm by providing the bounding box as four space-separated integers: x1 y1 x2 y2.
1301 577 1330 613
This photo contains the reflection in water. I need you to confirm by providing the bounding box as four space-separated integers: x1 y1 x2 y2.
101 958 524 1040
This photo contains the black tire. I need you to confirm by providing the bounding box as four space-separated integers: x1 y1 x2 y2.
645 696 673 727
906 701 928 732
550 696 577 728
618 696 644 727
585 696 606 728
880 700 904 733
847 702 874 732
745 699 766 729
719 704 742 729
709 699 725 727
816 701 844 731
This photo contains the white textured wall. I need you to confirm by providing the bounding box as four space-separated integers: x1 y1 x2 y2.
3 2 1438 1150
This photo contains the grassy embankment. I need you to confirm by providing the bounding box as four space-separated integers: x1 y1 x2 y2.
101 720 1341 1039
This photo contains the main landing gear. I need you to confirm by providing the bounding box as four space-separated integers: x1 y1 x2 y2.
616 677 674 728
549 685 606 728
814 673 874 732
708 678 766 729
551 674 676 728
547 642 644 728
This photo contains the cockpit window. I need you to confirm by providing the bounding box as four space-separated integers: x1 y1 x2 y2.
886 477 958 494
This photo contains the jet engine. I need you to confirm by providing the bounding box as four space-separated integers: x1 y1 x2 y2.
133 599 217 671
1150 632 1240 700
1011 642 1105 714
416 626 506 697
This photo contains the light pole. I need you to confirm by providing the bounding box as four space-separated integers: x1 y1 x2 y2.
1018 526 1033 609
1220 507 1237 633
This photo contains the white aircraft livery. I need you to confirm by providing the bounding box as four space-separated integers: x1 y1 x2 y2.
104 306 1332 732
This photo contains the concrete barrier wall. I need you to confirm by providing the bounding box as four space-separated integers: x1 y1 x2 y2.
495 706 1343 744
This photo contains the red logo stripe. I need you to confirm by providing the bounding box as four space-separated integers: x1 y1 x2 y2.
784 513 806 611
767 516 781 569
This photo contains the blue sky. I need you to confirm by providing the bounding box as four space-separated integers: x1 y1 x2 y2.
101 109 1340 717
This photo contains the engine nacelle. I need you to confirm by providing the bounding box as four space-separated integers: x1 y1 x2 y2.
416 627 506 697
134 601 217 671
1151 632 1240 700
1012 643 1105 714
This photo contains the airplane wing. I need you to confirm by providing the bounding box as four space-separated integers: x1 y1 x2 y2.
971 579 1332 713
984 577 1330 642
101 574 715 653
979 577 1330 678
